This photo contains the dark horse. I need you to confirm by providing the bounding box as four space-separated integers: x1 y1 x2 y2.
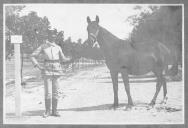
86 16 171 110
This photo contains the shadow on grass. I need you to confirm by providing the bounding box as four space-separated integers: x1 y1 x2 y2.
97 79 157 84
6 102 182 117
6 103 122 117
6 110 44 117
99 75 155 79
60 103 125 111
95 76 181 84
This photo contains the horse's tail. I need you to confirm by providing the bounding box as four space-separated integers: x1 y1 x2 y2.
167 64 179 76
158 42 179 76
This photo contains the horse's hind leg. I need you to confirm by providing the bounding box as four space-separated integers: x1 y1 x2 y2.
149 74 163 107
121 70 133 110
161 77 168 105
110 70 119 109
162 77 167 98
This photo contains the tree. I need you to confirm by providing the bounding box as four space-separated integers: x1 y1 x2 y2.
6 7 52 57
55 31 64 46
20 12 51 53
5 6 53 85
130 6 182 47
5 5 25 59
127 5 182 76
77 38 82 45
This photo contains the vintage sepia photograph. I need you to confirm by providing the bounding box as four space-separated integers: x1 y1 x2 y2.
4 3 184 124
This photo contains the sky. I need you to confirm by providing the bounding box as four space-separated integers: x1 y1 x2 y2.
19 4 151 42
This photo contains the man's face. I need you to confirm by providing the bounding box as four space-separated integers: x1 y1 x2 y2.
48 35 56 42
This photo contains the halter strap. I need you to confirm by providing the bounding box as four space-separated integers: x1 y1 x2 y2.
89 28 99 41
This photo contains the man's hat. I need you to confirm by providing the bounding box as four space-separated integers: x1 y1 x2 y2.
47 29 57 37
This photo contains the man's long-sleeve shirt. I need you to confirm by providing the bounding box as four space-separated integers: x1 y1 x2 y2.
31 40 70 76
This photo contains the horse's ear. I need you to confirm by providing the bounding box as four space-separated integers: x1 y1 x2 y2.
87 16 91 24
96 15 99 24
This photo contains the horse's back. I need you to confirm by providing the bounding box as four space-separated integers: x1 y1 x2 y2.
130 41 159 52
117 41 169 75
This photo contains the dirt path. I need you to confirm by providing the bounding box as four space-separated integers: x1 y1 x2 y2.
5 66 184 124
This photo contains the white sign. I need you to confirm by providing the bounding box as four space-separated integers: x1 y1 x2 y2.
11 35 22 44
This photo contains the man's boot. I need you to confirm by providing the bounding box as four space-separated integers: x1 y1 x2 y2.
43 98 51 118
51 98 61 117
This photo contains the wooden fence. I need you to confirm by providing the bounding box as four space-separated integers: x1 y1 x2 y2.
7 56 105 74
62 57 105 73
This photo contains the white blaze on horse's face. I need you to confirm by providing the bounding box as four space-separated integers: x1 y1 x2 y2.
87 16 100 47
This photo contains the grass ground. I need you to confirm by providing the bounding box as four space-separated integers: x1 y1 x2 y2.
5 59 184 124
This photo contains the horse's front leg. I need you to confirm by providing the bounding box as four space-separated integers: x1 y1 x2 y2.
110 70 119 109
121 70 134 110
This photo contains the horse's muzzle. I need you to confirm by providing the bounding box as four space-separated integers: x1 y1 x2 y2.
88 37 96 48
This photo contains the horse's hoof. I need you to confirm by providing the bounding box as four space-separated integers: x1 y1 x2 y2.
147 102 155 110
129 102 134 106
160 100 166 105
160 97 168 105
147 105 153 110
113 105 118 110
124 104 133 111
109 104 118 110
149 101 155 106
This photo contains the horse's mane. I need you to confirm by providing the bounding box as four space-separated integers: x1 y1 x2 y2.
100 26 136 49
100 26 121 41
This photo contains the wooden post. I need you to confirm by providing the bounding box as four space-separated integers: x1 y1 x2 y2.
11 35 22 117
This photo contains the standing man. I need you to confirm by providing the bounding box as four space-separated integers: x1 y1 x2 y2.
30 30 71 118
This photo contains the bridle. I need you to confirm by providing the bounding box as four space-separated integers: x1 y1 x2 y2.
89 28 99 43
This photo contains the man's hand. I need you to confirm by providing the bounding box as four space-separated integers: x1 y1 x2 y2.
36 64 45 71
39 65 45 71
66 56 72 61
69 56 75 63
61 57 74 65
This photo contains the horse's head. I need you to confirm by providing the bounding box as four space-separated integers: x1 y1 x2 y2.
86 15 100 47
